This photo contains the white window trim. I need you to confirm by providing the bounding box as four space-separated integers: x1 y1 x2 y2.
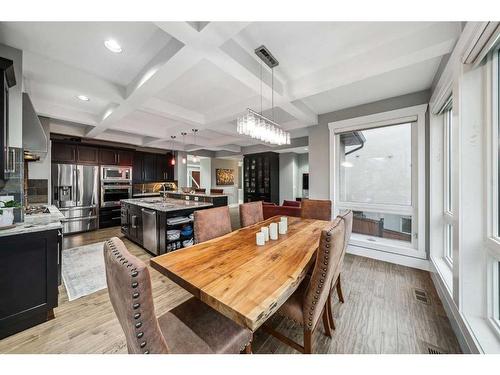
485 45 500 337
328 104 427 260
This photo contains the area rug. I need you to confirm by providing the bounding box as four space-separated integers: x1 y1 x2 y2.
62 241 107 301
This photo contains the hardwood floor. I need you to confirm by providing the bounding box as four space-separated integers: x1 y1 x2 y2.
0 225 461 354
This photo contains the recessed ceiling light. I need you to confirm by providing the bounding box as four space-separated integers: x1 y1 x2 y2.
77 95 90 102
104 39 122 53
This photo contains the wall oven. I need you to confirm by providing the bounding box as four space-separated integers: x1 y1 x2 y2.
101 165 132 182
101 183 132 208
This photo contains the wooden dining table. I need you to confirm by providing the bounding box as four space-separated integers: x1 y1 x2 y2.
150 216 331 331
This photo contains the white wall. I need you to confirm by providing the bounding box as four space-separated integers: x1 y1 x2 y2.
211 158 240 205
199 158 211 190
279 153 298 203
174 151 187 188
296 153 309 198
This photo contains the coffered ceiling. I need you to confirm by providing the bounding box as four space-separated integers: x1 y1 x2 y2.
0 21 462 153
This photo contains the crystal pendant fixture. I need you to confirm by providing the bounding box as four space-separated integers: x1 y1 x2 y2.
236 45 290 146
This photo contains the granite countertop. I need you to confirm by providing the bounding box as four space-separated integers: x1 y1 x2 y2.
132 192 162 197
0 205 63 237
166 191 228 198
121 197 213 212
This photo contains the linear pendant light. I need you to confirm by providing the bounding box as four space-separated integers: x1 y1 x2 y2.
237 46 290 146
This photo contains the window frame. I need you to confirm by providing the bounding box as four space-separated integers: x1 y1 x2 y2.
486 45 500 334
442 101 454 267
329 104 427 260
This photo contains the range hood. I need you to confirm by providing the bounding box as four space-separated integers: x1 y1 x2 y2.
22 92 48 154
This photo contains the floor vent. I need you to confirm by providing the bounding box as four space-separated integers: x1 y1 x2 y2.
413 288 430 304
426 343 447 354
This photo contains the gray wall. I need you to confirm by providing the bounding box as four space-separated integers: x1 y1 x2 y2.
279 153 298 203
211 158 240 205
308 90 431 199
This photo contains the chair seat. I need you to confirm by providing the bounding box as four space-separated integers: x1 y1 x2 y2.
158 297 252 354
276 276 310 324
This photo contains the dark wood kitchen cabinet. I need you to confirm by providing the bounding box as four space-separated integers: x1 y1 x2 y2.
142 153 157 182
76 145 99 164
117 150 133 166
52 142 76 163
0 229 61 339
132 151 144 183
99 148 117 165
156 153 173 182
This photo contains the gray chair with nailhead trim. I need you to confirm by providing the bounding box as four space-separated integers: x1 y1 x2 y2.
264 218 345 353
104 237 253 354
326 210 353 329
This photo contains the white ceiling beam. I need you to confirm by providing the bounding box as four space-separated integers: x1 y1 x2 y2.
86 37 200 137
140 97 205 125
33 98 99 126
287 22 461 101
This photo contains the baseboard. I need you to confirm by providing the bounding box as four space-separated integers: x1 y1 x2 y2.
429 259 480 353
346 244 430 271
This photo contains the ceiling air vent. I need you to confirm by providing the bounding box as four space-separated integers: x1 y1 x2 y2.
255 45 279 68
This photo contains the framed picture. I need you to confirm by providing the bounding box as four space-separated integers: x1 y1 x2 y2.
216 168 235 186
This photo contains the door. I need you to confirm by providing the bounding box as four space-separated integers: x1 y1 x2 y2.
76 165 99 207
52 163 77 207
192 171 200 187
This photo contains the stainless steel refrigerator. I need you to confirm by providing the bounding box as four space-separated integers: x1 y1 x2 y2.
51 164 99 234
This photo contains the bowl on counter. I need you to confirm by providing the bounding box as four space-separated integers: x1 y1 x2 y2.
167 229 181 241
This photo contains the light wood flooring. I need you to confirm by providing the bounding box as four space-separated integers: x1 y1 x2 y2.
0 224 461 354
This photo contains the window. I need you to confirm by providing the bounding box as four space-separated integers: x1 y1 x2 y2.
331 105 427 260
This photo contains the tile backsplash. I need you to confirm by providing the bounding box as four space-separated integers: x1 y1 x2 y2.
27 179 49 204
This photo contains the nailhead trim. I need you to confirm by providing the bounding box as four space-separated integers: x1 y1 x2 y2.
106 239 155 354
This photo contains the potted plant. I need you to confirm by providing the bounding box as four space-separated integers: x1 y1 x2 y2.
0 199 21 227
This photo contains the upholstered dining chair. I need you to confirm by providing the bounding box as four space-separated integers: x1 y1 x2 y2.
301 199 332 221
210 188 224 195
264 218 346 354
194 206 232 243
195 188 207 194
239 201 264 228
326 210 353 330
104 237 253 354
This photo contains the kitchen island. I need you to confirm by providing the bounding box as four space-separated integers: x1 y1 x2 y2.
120 197 213 255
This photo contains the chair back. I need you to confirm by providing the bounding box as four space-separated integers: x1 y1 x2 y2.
194 206 232 243
195 188 207 194
104 237 168 354
210 188 224 195
301 199 332 221
303 218 345 331
331 210 353 284
239 201 264 228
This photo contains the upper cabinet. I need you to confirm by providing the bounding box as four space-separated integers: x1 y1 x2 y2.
99 148 117 165
52 142 76 163
52 142 133 166
142 153 157 182
76 145 99 164
132 151 174 183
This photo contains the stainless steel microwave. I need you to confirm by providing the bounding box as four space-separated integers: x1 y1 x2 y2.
101 166 132 182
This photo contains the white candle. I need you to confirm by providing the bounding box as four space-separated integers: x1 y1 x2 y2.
256 232 265 246
269 222 278 240
261 226 269 241
280 216 288 226
279 221 287 235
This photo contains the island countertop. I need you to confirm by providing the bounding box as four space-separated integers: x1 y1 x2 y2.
165 191 228 198
121 197 213 212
